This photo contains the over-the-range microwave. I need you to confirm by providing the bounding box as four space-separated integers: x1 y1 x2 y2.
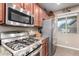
5 3 34 27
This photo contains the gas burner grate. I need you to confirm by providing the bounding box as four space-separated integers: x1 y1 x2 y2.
5 38 39 51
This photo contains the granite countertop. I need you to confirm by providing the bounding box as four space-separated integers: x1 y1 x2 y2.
34 36 49 42
0 46 12 56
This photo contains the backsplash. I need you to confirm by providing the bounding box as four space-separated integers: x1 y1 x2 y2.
0 25 38 32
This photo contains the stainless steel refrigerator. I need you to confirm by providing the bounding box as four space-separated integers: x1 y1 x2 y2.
42 19 56 56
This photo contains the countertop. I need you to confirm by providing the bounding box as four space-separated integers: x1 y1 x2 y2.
0 46 12 56
34 36 48 40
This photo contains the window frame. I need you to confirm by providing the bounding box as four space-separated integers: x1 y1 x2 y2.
57 14 77 33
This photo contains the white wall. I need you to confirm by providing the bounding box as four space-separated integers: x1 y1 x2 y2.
54 5 79 49
54 5 79 16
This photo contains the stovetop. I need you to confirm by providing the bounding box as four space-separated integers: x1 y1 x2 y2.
5 38 38 51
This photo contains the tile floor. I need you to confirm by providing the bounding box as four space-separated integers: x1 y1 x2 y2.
54 46 79 56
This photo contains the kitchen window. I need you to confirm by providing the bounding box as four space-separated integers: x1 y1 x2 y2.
57 15 77 33
66 16 77 33
57 18 67 33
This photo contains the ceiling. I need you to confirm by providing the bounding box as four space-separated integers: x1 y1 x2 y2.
39 3 79 11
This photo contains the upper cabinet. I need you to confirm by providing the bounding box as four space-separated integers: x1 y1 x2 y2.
23 3 34 16
34 4 48 27
31 3 34 15
39 7 43 27
43 11 48 20
0 3 48 27
13 3 24 9
24 3 31 13
34 4 39 26
0 3 5 24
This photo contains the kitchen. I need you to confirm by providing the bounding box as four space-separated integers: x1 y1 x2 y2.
0 3 79 56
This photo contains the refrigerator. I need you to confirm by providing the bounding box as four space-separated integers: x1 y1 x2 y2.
42 18 56 56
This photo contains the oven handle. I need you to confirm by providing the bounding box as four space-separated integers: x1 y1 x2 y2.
25 44 41 56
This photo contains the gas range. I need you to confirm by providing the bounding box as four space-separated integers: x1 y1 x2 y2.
0 31 42 56
2 38 41 56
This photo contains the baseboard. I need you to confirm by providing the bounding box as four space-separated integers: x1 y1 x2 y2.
56 44 79 51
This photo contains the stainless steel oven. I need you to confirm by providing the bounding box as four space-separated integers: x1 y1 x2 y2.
5 3 34 27
0 31 42 56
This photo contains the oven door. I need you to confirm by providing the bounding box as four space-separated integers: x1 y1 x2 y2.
33 52 40 56
27 46 41 56
6 4 34 27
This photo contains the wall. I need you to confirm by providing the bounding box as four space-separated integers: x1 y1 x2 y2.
54 5 79 49
54 5 79 16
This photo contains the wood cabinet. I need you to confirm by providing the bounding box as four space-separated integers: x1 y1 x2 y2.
13 3 23 9
24 3 34 15
46 13 49 19
11 3 48 27
45 43 48 55
24 3 31 12
0 3 48 26
34 4 39 26
26 3 48 27
0 3 5 24
23 3 47 27
41 38 48 56
31 3 34 15
38 8 43 27
45 39 48 56
43 11 48 20
41 43 46 56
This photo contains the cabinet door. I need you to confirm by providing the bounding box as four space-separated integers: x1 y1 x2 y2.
23 3 34 15
45 39 48 56
13 3 24 9
46 13 48 19
34 4 39 26
41 38 48 56
24 3 32 15
0 3 5 24
13 3 20 8
45 14 48 19
43 11 48 20
41 43 46 56
39 8 43 27
41 39 47 56
45 43 48 56
24 3 31 11
31 3 34 15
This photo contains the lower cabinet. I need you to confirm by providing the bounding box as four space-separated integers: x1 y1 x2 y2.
45 43 48 56
41 38 48 56
41 44 46 56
